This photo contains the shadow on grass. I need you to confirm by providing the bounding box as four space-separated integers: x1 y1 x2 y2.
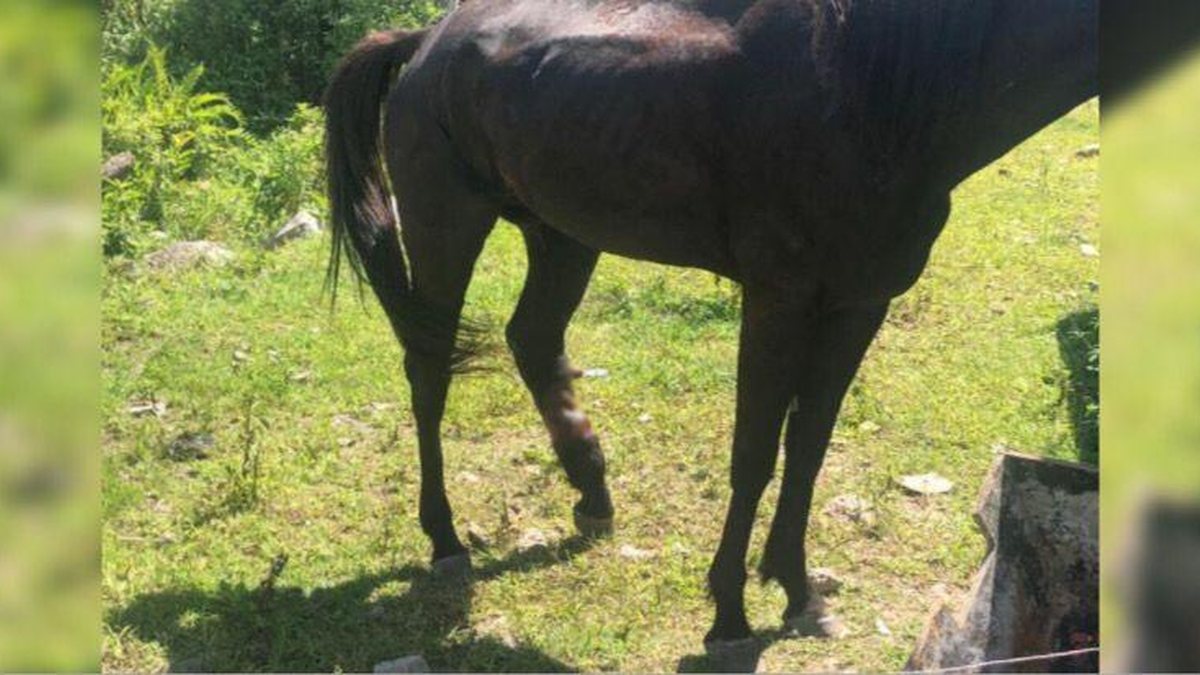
1056 307 1099 465
674 627 815 674
109 537 599 673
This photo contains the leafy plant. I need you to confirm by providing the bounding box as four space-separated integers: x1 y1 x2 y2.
103 0 445 132
102 44 245 255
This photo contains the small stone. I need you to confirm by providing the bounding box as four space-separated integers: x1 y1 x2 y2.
808 567 843 595
128 400 167 418
373 655 430 673
143 241 234 272
1080 243 1099 258
858 420 881 434
637 413 652 423
517 528 548 553
332 414 373 435
582 368 610 379
473 614 518 649
824 494 877 526
165 432 214 461
233 349 250 363
618 544 656 561
266 211 323 249
897 472 954 495
102 152 136 181
1075 143 1100 158
876 617 892 637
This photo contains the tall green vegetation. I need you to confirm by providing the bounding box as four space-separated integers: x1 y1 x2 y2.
101 0 442 257
102 0 443 132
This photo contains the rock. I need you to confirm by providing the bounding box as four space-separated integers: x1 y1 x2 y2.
907 453 1098 672
517 528 548 553
373 655 430 673
582 368 610 378
473 614 518 649
1080 243 1099 258
808 567 843 595
1075 143 1100 158
144 241 234 272
618 544 656 560
128 400 167 418
875 618 892 637
266 211 323 249
897 472 954 495
165 432 214 461
102 152 136 181
824 494 877 526
637 413 652 423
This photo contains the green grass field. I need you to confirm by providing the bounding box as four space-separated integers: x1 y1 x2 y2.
101 101 1097 673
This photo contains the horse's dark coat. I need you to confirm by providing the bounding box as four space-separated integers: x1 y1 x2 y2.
324 0 1097 649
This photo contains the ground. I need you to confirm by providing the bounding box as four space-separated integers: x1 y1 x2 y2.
101 101 1098 673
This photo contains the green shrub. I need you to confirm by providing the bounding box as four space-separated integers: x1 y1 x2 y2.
232 104 327 241
103 0 444 132
102 44 246 255
102 43 329 255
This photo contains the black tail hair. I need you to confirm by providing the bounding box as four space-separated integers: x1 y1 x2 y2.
324 27 491 373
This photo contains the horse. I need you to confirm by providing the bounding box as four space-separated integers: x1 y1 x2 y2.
323 0 1097 659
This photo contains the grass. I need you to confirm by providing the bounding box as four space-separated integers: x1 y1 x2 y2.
101 101 1098 673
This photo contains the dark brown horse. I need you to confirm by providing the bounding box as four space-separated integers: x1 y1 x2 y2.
324 0 1096 659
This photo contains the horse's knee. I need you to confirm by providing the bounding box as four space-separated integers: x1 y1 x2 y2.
730 459 775 498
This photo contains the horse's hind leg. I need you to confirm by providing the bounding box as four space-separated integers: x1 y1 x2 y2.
386 126 497 571
506 224 614 535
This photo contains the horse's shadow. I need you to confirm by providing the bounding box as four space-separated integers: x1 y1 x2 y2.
109 538 597 673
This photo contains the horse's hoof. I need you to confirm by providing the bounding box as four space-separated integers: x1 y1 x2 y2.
784 596 847 639
703 637 762 672
573 507 613 539
431 552 472 580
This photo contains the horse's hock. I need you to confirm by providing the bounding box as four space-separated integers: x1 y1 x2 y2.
907 453 1099 673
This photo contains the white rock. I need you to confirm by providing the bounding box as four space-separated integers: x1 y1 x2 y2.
619 544 656 560
582 368 610 378
808 567 843 595
144 241 234 272
824 494 877 525
266 211 323 249
517 528 548 552
128 400 167 418
876 618 893 637
1080 243 1099 258
897 472 954 495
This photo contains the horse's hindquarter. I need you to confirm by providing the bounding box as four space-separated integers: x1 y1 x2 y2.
431 0 748 274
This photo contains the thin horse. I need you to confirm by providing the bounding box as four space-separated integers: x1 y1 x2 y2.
324 0 1097 656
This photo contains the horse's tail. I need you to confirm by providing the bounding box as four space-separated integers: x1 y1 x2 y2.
325 26 492 372
324 28 428 302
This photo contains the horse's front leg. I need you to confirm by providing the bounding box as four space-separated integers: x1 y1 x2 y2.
704 285 817 664
759 303 888 635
